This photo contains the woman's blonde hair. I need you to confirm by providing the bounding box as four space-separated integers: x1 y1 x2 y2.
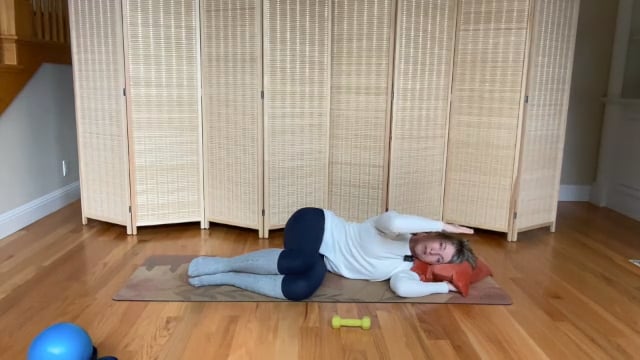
449 236 477 268
414 232 477 268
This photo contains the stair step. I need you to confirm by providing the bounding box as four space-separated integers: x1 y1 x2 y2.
0 64 25 72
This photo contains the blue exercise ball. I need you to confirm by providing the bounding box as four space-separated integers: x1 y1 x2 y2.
28 322 94 360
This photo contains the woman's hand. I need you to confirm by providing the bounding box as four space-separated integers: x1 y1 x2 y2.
442 223 474 234
446 282 458 292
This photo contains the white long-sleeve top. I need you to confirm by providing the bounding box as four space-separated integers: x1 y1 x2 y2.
319 210 450 297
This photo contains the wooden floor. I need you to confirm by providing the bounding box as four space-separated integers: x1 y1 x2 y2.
0 202 639 359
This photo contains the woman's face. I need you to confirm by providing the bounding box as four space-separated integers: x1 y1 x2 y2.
410 236 456 265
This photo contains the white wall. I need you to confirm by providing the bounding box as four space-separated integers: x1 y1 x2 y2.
561 0 619 199
604 102 640 220
622 1 640 97
0 64 79 238
593 0 640 221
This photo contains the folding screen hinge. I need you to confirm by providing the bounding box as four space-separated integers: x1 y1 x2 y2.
128 206 132 213
261 90 264 100
524 95 529 104
391 90 394 101
123 88 126 96
262 209 265 216
513 211 518 219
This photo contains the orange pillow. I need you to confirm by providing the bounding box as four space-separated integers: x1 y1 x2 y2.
410 258 492 296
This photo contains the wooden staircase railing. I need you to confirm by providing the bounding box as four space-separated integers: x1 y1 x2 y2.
1 0 71 115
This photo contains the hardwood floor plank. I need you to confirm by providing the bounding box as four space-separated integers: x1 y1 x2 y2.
376 308 418 360
452 306 549 360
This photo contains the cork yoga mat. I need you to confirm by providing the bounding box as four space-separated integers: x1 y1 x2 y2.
114 255 512 305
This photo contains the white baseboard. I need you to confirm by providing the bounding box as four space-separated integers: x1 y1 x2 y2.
559 185 592 202
0 181 80 240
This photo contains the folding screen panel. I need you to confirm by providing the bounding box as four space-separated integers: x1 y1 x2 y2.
68 0 132 232
444 0 531 232
201 0 263 233
388 0 457 220
263 0 332 229
328 0 395 222
515 0 580 233
123 0 203 227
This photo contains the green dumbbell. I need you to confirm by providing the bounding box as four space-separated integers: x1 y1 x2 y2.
331 315 371 330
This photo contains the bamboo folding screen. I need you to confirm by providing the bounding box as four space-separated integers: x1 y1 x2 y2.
388 0 457 220
514 0 580 235
201 0 263 235
444 0 532 234
263 0 332 229
123 0 203 227
69 0 132 233
68 0 580 240
327 0 395 222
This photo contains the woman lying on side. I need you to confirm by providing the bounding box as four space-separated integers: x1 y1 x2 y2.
188 207 476 300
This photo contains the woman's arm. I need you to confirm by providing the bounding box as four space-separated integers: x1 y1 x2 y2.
389 270 451 298
373 211 474 236
373 211 444 236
